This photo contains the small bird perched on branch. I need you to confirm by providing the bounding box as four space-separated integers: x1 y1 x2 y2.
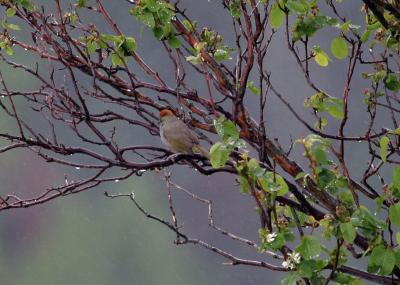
159 109 210 158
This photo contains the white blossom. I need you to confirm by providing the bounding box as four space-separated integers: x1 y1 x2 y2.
282 251 301 269
266 232 277 243
289 251 301 264
282 260 290 269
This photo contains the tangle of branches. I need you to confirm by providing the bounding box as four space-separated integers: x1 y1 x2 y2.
0 0 399 284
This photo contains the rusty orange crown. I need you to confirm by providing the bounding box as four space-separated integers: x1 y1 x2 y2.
159 109 175 118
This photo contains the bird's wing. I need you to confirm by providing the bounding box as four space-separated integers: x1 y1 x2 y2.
184 126 199 145
162 119 199 153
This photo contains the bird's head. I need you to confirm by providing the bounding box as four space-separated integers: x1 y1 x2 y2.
159 109 175 122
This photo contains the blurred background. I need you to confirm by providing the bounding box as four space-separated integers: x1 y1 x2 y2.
0 1 387 284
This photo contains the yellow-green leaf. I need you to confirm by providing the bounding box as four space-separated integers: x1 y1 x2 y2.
340 222 356 243
210 142 230 169
330 36 348 59
270 3 284 29
6 8 16 17
389 204 400 227
380 136 390 162
314 48 330 67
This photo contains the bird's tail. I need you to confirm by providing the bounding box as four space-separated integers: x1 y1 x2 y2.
192 145 210 159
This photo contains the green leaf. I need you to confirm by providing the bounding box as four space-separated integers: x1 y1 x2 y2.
182 19 196 32
144 0 159 12
297 259 326 278
333 272 352 284
99 33 119 43
228 0 241 19
167 36 181 48
339 21 350 32
111 52 124 67
163 23 176 37
238 175 251 194
210 142 230 168
185 55 201 65
368 245 395 276
330 37 348 59
325 104 344 119
340 222 356 243
282 229 296 243
259 172 288 196
214 49 231 61
397 234 400 249
375 196 385 213
360 29 371 43
297 260 314 278
152 27 164 39
392 128 400 135
395 250 400 267
6 8 16 17
315 52 329 67
295 172 307 181
351 206 386 237
282 272 302 285
130 1 175 42
246 81 261 96
2 22 20 31
313 47 329 67
304 92 326 112
297 236 321 260
380 136 390 162
248 158 265 177
18 0 34 11
313 147 329 165
141 12 156 28
316 168 337 194
214 117 239 142
123 37 137 53
4 46 13 56
286 0 309 14
301 134 326 150
76 0 86 7
339 190 356 207
361 21 381 43
86 41 97 54
324 97 344 119
385 73 400 91
333 273 363 285
338 21 360 32
292 16 338 42
389 204 400 227
349 279 364 285
270 2 284 29
393 166 400 189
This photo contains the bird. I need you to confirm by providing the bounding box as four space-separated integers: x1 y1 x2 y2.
159 109 210 158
